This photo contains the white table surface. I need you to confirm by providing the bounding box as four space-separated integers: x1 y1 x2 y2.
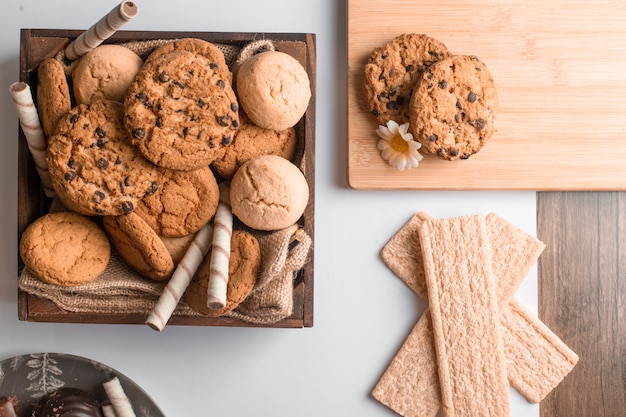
0 0 539 415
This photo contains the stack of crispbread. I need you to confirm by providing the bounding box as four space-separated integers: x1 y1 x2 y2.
373 212 578 417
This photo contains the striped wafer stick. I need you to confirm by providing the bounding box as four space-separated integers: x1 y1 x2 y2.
421 215 510 417
145 222 213 331
101 403 117 417
103 377 135 417
64 1 138 61
9 82 55 198
206 182 233 310
373 212 578 417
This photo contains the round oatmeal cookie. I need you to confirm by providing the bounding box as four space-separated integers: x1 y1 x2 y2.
47 100 159 216
72 44 144 105
103 212 174 281
124 50 240 171
230 155 309 231
211 117 297 180
19 211 111 286
145 38 231 82
409 55 498 160
236 51 311 131
363 33 451 125
133 165 219 238
184 230 260 317
37 57 71 138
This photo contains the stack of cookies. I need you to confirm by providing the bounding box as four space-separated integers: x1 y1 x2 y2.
18 37 312 322
363 33 498 161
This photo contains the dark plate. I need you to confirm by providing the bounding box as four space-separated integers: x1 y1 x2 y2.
0 352 164 417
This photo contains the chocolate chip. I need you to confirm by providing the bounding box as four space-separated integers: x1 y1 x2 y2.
378 71 385 81
371 109 380 117
475 118 486 130
232 119 239 128
217 79 226 89
428 134 438 142
456 100 463 110
70 113 79 123
115 156 122 165
427 83 433 89
454 115 460 123
155 118 162 128
95 127 106 138
136 92 149 105
427 73 434 80
406 64 413 72
217 116 229 127
97 158 109 169
173 81 185 89
381 52 389 59
64 171 77 181
150 181 159 194
429 50 440 58
158 72 170 83
436 148 444 157
121 201 134 213
124 177 131 187
67 158 75 169
94 190 105 201
449 149 459 157
460 153 471 160
386 101 398 110
209 63 219 70
230 102 238 112
96 139 105 148
83 123 89 129
132 128 145 139
468 92 478 103
396 96 405 106
198 99 207 107
222 135 232 145
182 127 189 137
438 80 447 89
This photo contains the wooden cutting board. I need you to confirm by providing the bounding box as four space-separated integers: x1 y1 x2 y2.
347 0 626 190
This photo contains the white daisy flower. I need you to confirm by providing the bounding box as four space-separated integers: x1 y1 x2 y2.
376 120 423 171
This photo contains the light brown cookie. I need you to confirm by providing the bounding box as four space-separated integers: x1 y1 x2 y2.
145 38 231 82
211 118 297 180
409 54 499 160
363 33 451 125
124 50 240 171
230 155 309 231
133 165 219 237
19 211 110 286
184 230 260 316
47 100 159 216
37 57 72 138
103 211 174 281
236 51 311 131
159 232 197 265
72 44 144 105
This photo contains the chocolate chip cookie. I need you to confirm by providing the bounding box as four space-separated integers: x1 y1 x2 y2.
363 33 451 125
124 50 240 171
47 100 159 216
409 55 499 160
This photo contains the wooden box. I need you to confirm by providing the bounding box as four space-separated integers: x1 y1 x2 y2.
17 29 315 328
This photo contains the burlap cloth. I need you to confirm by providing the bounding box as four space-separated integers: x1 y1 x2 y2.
18 222 311 324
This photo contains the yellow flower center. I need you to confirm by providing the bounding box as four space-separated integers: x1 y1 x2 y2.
390 134 409 153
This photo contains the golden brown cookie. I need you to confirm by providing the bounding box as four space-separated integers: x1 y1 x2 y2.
211 118 297 180
19 211 110 286
230 155 309 231
159 232 197 265
184 230 260 316
124 50 240 171
363 33 451 125
236 51 311 131
103 212 174 281
47 100 159 216
145 38 231 82
409 55 498 160
72 44 144 105
133 165 219 237
37 57 72 138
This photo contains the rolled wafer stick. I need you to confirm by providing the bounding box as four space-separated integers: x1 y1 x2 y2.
206 182 233 310
101 403 117 417
64 1 138 61
373 212 578 417
103 377 135 417
9 82 56 198
145 222 214 331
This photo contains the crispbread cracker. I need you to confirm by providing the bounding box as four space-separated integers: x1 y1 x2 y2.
420 215 510 417
502 299 580 402
373 212 578 417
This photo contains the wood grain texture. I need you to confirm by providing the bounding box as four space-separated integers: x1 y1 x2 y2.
17 29 315 328
347 0 626 190
537 192 626 416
